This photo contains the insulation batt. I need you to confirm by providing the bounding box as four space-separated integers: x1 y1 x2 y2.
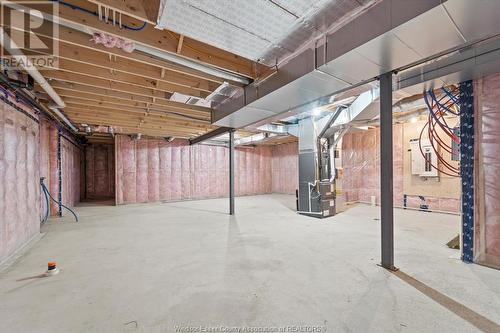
115 136 298 204
0 98 39 263
90 32 135 53
1 98 82 264
271 142 298 194
475 73 500 266
341 125 460 212
85 144 115 199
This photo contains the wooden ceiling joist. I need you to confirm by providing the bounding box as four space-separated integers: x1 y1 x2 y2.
87 0 160 24
18 0 268 78
5 1 281 140
61 101 210 124
37 80 211 115
68 115 209 136
39 59 211 98
7 21 230 85
44 71 172 99
62 105 214 128
32 36 220 91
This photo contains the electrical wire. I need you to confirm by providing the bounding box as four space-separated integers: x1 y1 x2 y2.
40 180 50 224
52 0 147 31
419 87 461 177
40 180 79 222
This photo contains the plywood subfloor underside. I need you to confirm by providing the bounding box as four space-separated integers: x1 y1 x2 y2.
1 195 499 332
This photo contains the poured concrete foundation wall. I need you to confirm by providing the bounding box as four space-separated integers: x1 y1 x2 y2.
341 124 460 212
271 142 298 194
85 144 115 200
0 99 40 263
115 135 272 204
475 73 500 268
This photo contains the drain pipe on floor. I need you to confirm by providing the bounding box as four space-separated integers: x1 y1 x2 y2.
0 27 77 132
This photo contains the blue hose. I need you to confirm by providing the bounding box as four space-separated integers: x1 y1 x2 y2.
41 181 79 222
51 0 147 31
40 180 50 224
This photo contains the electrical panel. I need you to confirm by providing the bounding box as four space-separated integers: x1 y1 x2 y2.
410 139 438 177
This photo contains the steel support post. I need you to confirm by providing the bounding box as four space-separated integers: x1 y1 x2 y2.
229 130 235 215
57 128 62 217
380 71 395 270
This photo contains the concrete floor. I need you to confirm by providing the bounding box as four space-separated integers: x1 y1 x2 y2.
1 194 499 332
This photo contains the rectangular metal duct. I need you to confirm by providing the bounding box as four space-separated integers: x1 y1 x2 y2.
213 0 500 129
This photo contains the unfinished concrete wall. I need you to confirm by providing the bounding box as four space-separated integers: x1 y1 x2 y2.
115 135 272 204
475 73 500 268
0 99 40 263
271 142 298 194
341 124 460 212
85 144 115 199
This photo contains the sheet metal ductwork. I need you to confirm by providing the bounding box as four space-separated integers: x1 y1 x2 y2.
213 0 500 129
295 89 380 217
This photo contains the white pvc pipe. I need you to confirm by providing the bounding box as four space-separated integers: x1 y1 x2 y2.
0 28 77 132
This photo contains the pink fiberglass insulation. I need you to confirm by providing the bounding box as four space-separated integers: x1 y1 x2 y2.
171 140 182 201
39 120 83 215
148 140 160 202
115 135 273 204
85 144 115 199
39 120 50 190
0 99 40 263
393 123 404 204
271 142 299 194
475 73 500 268
343 126 416 207
48 124 58 215
340 125 461 210
61 136 83 210
136 139 149 203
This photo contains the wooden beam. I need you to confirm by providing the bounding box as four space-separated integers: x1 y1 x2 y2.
68 116 210 134
47 80 153 103
140 0 161 23
67 114 210 136
177 35 184 54
44 71 172 100
39 80 211 115
8 19 231 85
38 90 209 120
39 58 210 98
17 0 268 78
60 98 210 122
87 0 156 24
63 106 214 129
32 36 219 91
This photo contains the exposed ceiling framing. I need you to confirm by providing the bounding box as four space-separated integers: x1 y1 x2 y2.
3 0 274 141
